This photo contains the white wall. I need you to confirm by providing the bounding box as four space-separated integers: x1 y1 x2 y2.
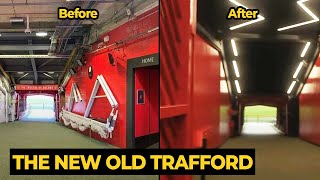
0 76 12 123
0 90 5 123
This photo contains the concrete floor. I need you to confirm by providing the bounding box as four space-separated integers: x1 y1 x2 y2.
205 135 320 180
0 121 158 180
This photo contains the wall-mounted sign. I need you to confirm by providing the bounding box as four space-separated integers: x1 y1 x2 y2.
137 89 145 104
141 56 155 64
15 85 59 91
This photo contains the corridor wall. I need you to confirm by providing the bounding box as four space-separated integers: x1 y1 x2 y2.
299 55 320 145
160 0 231 149
63 7 159 148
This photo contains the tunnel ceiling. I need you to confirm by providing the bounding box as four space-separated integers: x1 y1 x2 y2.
197 0 320 37
197 0 320 96
224 39 317 95
0 0 152 86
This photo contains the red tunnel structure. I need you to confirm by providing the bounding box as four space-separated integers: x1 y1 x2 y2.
160 0 320 179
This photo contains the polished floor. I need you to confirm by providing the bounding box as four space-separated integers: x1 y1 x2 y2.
205 134 320 180
242 122 282 135
20 109 56 122
0 121 158 180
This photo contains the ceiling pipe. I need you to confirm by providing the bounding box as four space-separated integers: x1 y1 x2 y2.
0 1 117 6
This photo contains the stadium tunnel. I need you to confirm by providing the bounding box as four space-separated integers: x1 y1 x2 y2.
160 0 320 179
0 0 159 179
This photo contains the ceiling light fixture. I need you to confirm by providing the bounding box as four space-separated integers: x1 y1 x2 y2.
277 0 319 31
301 42 311 57
287 81 297 94
293 61 304 78
235 80 242 93
231 39 238 56
36 32 48 37
43 73 54 79
229 0 265 30
232 60 240 78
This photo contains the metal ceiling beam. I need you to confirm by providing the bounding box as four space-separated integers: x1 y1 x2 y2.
0 0 119 6
226 32 318 42
5 66 65 72
8 70 63 73
28 40 38 84
0 64 12 85
0 55 69 59
0 45 74 51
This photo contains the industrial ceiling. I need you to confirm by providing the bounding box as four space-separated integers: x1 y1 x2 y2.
0 0 155 86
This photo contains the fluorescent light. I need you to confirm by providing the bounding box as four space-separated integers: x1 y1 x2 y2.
36 32 48 37
235 80 241 93
232 60 240 77
229 0 265 30
301 42 311 57
17 72 24 75
0 55 68 58
43 73 54 79
231 39 238 56
293 61 304 78
278 0 319 31
287 81 297 94
9 17 24 23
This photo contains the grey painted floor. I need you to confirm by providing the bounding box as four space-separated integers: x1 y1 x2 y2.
0 121 158 180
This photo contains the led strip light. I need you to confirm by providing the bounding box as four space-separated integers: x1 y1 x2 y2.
287 81 297 94
229 0 265 30
231 39 242 94
278 0 319 31
232 60 240 78
287 42 311 94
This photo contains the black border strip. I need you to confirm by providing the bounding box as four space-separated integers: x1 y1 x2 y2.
126 53 159 148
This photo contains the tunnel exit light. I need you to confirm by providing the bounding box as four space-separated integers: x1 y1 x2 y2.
277 0 319 31
231 39 238 56
232 60 240 78
301 42 311 57
293 61 304 78
287 81 297 94
235 80 241 94
228 0 265 30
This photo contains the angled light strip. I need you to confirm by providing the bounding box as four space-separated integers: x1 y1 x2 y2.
231 39 238 56
43 73 54 79
232 60 240 77
229 0 265 30
293 61 304 78
287 81 297 94
235 80 241 93
301 42 311 57
278 0 319 31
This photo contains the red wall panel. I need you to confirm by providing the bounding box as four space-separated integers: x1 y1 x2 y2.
191 35 229 148
299 55 320 145
149 68 159 134
63 7 159 148
160 0 231 179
